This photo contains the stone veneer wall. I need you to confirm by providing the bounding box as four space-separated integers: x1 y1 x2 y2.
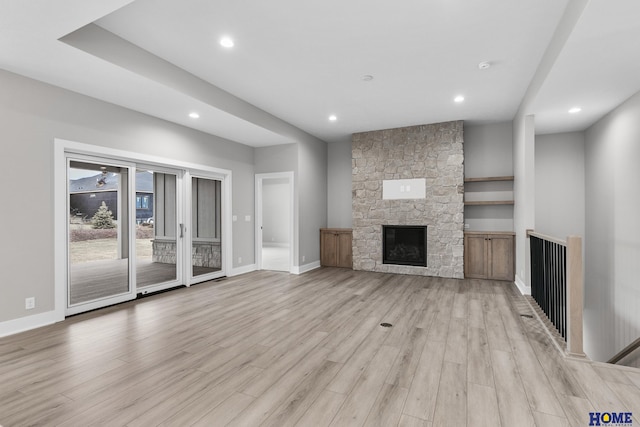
352 121 464 278
152 239 221 268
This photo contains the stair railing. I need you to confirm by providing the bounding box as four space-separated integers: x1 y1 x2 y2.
527 230 584 357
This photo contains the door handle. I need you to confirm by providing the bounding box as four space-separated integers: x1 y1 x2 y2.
179 223 184 238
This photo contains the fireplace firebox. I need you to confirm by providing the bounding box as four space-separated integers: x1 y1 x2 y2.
382 225 427 267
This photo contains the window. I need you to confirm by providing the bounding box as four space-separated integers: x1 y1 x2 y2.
136 195 150 209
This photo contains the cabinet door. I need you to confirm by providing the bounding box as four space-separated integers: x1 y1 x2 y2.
488 235 514 281
321 231 338 267
464 234 487 278
336 232 353 268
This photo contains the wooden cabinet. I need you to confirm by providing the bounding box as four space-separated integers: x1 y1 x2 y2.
320 228 353 268
464 232 514 281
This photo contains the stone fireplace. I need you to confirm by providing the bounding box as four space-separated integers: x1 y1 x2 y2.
352 121 464 278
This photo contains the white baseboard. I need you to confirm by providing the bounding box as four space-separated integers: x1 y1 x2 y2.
262 242 290 248
229 264 257 277
515 274 531 295
291 260 321 275
0 310 62 338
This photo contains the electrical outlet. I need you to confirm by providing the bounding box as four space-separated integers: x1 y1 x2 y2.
238 257 242 264
464 223 470 229
25 297 35 310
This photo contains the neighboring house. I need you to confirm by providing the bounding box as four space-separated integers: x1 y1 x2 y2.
69 171 154 222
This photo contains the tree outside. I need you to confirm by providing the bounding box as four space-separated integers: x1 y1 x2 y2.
91 201 116 229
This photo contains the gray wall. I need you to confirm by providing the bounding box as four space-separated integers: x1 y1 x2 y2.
254 143 299 263
327 141 353 227
0 69 256 324
262 179 291 245
535 131 585 239
297 139 328 265
584 90 640 362
254 139 329 267
464 122 514 178
254 144 298 175
464 122 514 232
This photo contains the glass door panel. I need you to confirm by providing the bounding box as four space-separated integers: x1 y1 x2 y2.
68 160 133 309
136 169 180 291
191 177 223 280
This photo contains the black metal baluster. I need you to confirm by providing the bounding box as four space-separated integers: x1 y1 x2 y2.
529 235 569 342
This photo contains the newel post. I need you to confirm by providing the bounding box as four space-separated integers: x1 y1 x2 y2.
566 235 585 357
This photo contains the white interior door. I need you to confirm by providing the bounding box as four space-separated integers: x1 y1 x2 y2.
256 172 294 272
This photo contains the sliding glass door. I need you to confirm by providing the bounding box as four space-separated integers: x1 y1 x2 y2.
67 158 135 314
65 153 227 315
190 176 224 283
136 167 183 294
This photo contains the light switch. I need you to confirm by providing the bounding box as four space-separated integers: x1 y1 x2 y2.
245 215 251 222
232 215 238 222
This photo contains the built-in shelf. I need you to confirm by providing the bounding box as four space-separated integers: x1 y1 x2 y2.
464 175 514 183
464 176 514 206
464 200 514 206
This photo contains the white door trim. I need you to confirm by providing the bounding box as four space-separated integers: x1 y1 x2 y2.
65 155 138 316
255 172 295 273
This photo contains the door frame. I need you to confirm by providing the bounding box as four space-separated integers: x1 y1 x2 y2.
54 138 233 320
65 155 137 315
255 172 295 272
135 163 185 296
186 171 228 285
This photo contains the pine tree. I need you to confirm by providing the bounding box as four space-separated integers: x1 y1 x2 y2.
91 201 116 229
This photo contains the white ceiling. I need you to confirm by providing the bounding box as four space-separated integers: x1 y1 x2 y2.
1 0 639 146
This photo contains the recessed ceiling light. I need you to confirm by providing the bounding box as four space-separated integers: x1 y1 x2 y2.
568 107 582 114
189 112 200 119
454 95 465 103
478 61 491 70
220 36 234 48
328 115 337 122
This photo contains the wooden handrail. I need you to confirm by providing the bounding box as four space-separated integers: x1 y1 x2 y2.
608 337 640 365
526 230 567 246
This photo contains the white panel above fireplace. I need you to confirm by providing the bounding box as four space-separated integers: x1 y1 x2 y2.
382 178 426 200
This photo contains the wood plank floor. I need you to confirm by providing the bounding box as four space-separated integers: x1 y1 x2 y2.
1 268 639 426
70 259 220 304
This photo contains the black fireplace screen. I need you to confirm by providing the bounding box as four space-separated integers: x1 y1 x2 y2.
382 225 427 267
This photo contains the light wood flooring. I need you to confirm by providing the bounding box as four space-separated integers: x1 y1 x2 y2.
1 268 639 426
261 245 291 272
70 259 219 304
